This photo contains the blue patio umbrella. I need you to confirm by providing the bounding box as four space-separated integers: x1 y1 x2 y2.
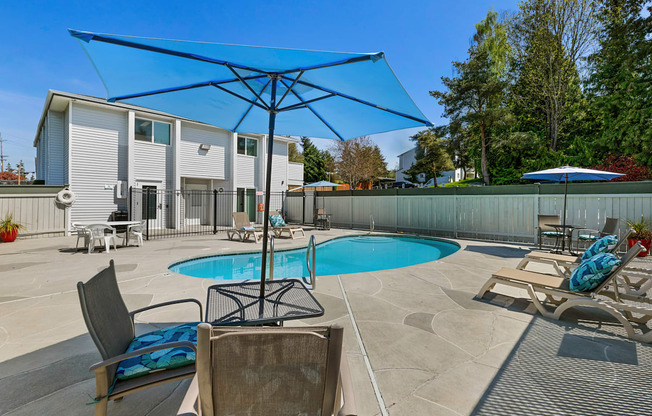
522 166 625 241
68 30 432 295
302 181 344 188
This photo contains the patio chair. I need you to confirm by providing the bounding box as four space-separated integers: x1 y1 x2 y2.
226 212 264 243
77 260 202 416
123 220 145 247
536 214 562 249
176 324 357 416
314 208 331 230
72 223 89 250
269 210 306 239
86 223 118 254
477 243 652 342
572 217 619 252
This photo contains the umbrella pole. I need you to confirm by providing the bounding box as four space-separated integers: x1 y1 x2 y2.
562 175 568 251
260 76 278 298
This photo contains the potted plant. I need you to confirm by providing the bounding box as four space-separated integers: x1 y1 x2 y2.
0 214 25 243
626 217 652 257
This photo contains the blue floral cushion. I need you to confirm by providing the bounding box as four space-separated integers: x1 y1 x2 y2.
578 234 599 241
269 214 286 228
241 225 255 231
116 322 198 380
581 235 618 261
569 253 621 292
541 231 563 236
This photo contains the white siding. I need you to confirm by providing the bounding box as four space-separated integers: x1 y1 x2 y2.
133 141 167 182
270 141 288 192
36 128 45 181
69 103 128 223
46 111 65 184
63 109 69 184
236 155 258 188
179 124 229 179
288 162 304 184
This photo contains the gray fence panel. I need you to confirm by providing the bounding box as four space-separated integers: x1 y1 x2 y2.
0 192 67 238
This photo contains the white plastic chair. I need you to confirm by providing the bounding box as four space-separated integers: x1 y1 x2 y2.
123 221 145 247
86 224 117 254
71 223 89 250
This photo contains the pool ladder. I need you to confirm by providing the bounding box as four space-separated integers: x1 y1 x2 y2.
305 235 316 289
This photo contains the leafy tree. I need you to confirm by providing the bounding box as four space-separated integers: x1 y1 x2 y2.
288 142 304 163
509 0 598 151
405 130 454 183
331 136 387 188
590 155 652 182
586 0 652 164
300 137 328 183
432 10 511 185
5 162 14 173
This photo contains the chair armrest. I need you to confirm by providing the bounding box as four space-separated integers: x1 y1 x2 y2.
337 355 357 416
89 341 197 371
130 298 203 321
177 375 199 416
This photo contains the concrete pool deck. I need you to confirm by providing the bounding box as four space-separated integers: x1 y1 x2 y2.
1 229 651 415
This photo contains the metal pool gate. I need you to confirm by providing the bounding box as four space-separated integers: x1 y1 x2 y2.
129 187 285 240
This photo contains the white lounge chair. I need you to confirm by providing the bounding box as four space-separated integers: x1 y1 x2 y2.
226 212 265 243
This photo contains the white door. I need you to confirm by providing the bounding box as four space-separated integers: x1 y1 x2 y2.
185 183 209 225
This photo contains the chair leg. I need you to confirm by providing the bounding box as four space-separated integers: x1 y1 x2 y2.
104 237 110 253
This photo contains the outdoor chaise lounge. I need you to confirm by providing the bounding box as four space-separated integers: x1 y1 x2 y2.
177 324 356 416
77 260 202 416
226 212 265 243
269 210 306 239
477 243 652 342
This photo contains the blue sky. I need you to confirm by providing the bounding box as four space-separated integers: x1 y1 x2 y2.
0 0 518 174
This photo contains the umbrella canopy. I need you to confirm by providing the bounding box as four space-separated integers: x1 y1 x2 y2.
522 166 625 249
303 181 344 188
69 30 433 296
521 166 625 182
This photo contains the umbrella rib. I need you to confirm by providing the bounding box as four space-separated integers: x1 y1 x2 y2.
233 79 272 131
277 53 383 75
281 75 432 126
276 70 304 107
107 75 268 102
81 32 271 75
211 85 268 111
280 79 344 140
277 93 336 112
225 64 270 110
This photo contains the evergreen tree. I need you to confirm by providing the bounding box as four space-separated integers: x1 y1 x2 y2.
405 130 454 183
300 137 328 183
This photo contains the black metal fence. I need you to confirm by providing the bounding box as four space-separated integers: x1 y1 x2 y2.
129 187 286 240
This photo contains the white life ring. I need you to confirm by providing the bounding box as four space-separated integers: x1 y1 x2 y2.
56 189 76 206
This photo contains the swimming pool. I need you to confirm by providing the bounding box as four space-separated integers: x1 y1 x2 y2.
170 235 459 281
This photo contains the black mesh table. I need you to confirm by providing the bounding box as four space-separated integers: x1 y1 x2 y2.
205 279 324 326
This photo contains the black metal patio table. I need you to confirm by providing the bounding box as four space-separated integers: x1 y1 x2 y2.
545 223 577 254
205 279 324 326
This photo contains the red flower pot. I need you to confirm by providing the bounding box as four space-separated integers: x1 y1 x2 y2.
628 238 651 257
0 229 18 243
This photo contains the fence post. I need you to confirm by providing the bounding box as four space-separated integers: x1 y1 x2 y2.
213 189 218 234
454 187 458 239
534 184 540 246
128 186 133 221
302 189 306 225
145 188 150 241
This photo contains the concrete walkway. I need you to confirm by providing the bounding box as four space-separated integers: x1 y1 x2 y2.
0 229 650 415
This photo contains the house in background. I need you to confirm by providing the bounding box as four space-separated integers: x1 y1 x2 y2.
396 146 472 186
33 90 303 231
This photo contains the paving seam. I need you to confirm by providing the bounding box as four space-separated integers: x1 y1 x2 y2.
337 274 389 416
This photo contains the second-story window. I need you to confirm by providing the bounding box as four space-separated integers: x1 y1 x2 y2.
135 118 170 145
237 136 258 157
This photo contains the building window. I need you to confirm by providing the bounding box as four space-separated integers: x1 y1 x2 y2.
237 136 258 156
135 118 170 145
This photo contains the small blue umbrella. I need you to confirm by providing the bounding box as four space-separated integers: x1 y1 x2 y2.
522 166 625 241
69 30 432 295
302 181 344 188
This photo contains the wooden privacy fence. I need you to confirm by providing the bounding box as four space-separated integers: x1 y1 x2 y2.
286 182 652 244
0 186 68 238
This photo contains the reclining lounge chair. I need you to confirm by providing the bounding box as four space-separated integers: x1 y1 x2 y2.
477 243 652 343
269 210 305 239
226 212 265 243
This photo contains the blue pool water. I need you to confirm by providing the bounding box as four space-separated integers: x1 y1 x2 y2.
170 235 459 281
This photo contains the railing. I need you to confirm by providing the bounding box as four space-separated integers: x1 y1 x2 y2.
268 235 275 281
129 187 285 240
370 214 375 234
305 235 316 289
